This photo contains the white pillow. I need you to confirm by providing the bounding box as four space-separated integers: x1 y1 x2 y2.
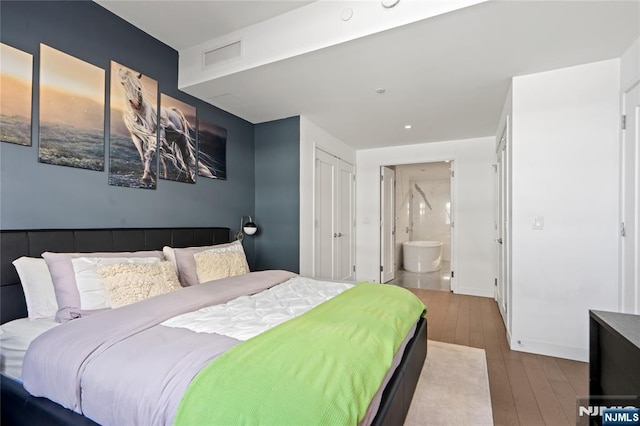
162 246 178 274
71 257 161 310
12 257 58 319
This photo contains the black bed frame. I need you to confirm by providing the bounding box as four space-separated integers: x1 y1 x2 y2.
0 227 427 426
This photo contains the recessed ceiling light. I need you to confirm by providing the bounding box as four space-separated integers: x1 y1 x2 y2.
404 124 412 129
375 88 386 94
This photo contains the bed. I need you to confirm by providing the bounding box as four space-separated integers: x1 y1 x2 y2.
0 227 427 426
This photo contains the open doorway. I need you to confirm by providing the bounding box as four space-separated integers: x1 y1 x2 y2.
382 161 453 291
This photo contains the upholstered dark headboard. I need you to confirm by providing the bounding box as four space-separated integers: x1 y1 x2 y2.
0 227 231 324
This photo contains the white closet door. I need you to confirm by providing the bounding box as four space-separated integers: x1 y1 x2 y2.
315 150 336 280
336 158 355 281
314 149 355 281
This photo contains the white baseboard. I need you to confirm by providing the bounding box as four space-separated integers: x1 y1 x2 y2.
508 335 588 362
454 286 495 298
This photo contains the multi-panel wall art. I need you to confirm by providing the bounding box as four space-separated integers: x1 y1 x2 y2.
38 44 105 171
159 94 199 184
0 43 33 146
198 119 227 180
109 61 159 189
0 43 229 189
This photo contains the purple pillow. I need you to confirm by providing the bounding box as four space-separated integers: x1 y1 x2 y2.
42 250 163 322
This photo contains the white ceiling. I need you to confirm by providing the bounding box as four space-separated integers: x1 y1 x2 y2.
94 1 316 50
95 0 639 150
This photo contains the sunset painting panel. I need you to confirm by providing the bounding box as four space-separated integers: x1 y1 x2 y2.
1 43 33 146
198 119 227 180
159 94 199 184
38 43 105 170
109 61 158 189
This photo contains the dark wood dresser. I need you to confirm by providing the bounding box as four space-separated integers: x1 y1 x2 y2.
589 310 640 424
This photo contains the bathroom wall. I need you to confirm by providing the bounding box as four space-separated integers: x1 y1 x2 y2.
395 162 452 269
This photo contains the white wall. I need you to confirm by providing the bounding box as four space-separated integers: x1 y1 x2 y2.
510 59 620 361
621 37 639 93
356 137 495 297
299 116 356 277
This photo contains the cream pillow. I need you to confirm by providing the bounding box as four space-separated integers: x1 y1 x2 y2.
71 257 161 310
164 241 247 286
194 249 249 283
97 261 181 308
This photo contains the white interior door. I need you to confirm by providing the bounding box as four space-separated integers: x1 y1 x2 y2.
493 156 500 299
337 158 355 281
620 81 640 314
495 124 510 326
380 167 395 283
315 149 335 280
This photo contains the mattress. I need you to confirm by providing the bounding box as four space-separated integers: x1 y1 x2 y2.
0 317 59 381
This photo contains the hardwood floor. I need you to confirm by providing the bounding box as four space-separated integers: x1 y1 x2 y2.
408 288 588 426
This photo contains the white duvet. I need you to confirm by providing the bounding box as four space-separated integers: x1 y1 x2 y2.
161 276 353 341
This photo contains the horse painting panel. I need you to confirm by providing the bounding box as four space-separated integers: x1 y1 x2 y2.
198 119 227 180
110 63 214 188
109 62 158 189
158 94 208 183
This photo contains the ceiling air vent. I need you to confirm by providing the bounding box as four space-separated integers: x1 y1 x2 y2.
203 40 242 67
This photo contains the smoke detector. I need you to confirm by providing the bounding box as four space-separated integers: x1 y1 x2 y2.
381 0 400 9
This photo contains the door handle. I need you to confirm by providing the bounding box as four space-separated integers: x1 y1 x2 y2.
496 238 503 244
338 232 343 237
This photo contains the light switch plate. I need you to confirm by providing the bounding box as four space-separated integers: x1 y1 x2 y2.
533 216 544 230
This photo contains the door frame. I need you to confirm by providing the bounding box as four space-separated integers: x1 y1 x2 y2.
380 166 395 283
379 160 456 292
619 79 640 314
495 117 511 329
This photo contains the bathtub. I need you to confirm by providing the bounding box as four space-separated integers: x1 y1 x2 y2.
402 241 443 273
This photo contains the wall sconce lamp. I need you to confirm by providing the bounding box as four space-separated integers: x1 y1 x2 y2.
236 215 258 241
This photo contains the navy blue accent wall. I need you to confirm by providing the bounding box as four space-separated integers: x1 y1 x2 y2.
0 1 257 264
254 116 300 273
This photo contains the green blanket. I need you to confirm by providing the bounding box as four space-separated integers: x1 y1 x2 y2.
174 282 425 426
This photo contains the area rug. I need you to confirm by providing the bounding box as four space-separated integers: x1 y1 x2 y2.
405 340 493 426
